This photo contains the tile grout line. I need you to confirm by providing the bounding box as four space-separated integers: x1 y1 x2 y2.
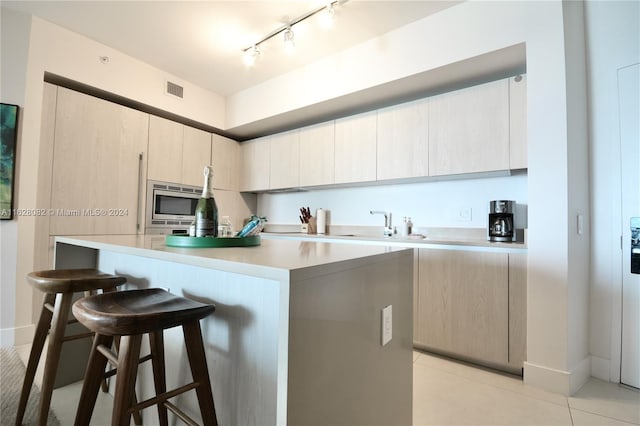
567 397 575 426
568 405 640 426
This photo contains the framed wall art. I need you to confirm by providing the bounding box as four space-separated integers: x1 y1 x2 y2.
1 103 19 220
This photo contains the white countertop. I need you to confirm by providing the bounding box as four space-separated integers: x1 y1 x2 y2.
261 231 527 252
55 234 411 279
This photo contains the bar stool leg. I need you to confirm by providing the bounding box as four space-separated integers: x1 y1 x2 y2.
99 288 118 395
37 292 74 426
112 334 143 426
15 293 55 426
182 320 217 426
74 333 114 426
149 330 168 426
109 336 143 426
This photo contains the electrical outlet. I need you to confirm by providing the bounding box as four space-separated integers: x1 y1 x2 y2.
381 305 392 346
458 207 472 222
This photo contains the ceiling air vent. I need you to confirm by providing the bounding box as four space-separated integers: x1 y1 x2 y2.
165 80 184 99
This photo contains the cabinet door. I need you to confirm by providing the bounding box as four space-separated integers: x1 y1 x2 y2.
508 253 527 369
429 79 510 176
241 137 270 191
334 111 377 184
38 83 58 269
50 87 149 235
269 130 300 189
509 75 527 169
211 134 241 191
377 99 429 180
182 126 212 187
417 248 509 365
299 121 335 186
148 115 183 183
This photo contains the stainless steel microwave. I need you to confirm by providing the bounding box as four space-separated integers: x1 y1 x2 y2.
145 180 201 234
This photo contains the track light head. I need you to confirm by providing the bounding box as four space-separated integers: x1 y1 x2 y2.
283 26 295 55
243 45 260 67
319 3 335 28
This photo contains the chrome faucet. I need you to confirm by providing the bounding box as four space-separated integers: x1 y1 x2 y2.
370 210 393 236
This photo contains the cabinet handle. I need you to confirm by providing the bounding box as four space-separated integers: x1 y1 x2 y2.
136 152 143 233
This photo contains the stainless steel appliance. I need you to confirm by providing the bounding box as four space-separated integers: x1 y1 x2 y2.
145 180 201 234
488 200 515 242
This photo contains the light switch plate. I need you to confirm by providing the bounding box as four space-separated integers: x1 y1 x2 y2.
381 305 392 346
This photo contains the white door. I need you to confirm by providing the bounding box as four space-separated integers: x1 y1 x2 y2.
620 63 640 389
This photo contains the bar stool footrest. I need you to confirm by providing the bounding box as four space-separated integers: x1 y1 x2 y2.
164 400 199 426
129 381 200 413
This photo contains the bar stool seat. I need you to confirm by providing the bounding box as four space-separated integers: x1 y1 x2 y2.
72 288 217 426
16 268 126 426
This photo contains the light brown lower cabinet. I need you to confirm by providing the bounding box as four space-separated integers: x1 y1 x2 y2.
415 248 526 374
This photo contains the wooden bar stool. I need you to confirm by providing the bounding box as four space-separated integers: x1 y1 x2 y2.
72 288 218 426
16 268 126 426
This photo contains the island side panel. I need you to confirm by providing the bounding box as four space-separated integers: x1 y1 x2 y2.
95 249 284 426
287 249 414 426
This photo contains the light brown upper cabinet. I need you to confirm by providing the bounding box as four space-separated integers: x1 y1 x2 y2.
334 111 377 184
241 137 270 192
147 115 183 183
148 116 212 187
211 134 241 191
428 79 510 176
377 98 429 180
182 126 212 187
269 130 300 190
50 87 149 235
238 74 527 192
299 121 335 187
509 74 527 169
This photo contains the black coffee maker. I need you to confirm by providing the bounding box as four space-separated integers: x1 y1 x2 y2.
488 200 515 242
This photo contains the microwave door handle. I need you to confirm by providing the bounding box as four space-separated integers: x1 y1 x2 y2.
136 152 143 233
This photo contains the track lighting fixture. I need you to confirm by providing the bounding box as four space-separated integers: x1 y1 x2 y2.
319 3 335 29
283 26 295 55
241 0 345 66
243 45 260 67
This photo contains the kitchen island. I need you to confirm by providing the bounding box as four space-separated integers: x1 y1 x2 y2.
53 234 413 426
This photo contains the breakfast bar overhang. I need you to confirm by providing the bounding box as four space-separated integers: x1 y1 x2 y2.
53 235 413 426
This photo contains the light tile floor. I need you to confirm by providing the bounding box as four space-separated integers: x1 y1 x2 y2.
413 350 640 426
15 344 640 425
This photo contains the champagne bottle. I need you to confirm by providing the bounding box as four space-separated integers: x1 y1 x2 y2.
195 166 218 237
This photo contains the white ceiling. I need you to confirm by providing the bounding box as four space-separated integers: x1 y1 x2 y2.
2 0 462 97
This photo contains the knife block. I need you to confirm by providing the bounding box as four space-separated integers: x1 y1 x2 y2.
301 217 317 234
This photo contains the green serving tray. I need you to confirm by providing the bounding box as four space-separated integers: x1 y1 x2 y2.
165 234 261 248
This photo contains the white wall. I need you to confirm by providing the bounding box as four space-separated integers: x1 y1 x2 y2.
564 0 592 388
0 7 31 347
259 174 527 231
584 1 640 382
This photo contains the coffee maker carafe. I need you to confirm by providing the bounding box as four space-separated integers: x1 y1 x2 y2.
488 200 515 242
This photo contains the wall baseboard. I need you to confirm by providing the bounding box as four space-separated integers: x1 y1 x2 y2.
590 355 611 382
1 324 36 347
0 327 15 348
524 356 591 396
